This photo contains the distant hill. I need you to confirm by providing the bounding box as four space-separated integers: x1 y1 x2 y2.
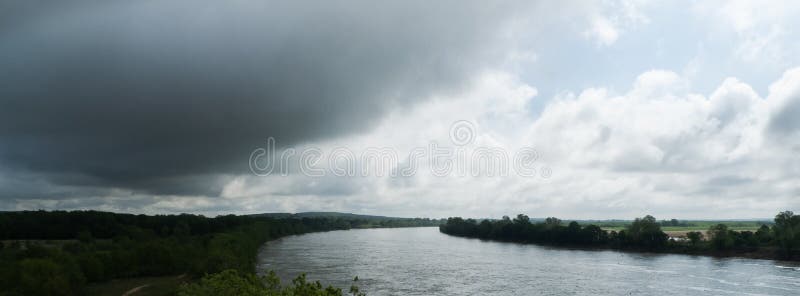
245 212 443 228
246 212 294 219
247 212 412 220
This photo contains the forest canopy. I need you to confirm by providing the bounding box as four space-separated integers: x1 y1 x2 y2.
0 210 439 295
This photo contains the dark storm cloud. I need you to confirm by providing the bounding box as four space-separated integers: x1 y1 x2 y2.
0 0 528 197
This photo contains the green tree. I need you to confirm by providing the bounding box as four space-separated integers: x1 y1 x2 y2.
755 224 772 243
627 215 668 249
707 224 734 250
773 211 800 257
513 214 531 225
686 231 703 247
544 217 561 227
17 258 75 296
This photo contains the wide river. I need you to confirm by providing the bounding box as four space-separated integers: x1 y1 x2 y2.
257 227 800 295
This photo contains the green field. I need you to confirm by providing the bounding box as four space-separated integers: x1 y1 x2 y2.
598 220 768 233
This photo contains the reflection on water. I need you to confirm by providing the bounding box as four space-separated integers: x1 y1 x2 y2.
257 227 800 295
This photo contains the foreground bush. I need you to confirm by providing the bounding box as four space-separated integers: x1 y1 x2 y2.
178 270 365 296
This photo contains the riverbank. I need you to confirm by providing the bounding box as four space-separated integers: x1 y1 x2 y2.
438 213 800 264
442 231 795 262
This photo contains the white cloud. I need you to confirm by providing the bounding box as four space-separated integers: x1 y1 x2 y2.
735 25 785 64
630 70 689 98
201 66 800 219
694 0 800 66
584 16 620 47
711 0 794 33
581 0 652 47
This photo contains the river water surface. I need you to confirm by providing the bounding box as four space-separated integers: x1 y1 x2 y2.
257 227 800 295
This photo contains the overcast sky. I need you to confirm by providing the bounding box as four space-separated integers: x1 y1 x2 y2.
1 0 799 219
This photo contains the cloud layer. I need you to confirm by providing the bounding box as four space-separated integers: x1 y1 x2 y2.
0 0 530 196
1 1 799 219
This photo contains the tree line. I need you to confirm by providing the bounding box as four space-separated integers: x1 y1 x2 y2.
0 210 440 295
439 211 800 259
